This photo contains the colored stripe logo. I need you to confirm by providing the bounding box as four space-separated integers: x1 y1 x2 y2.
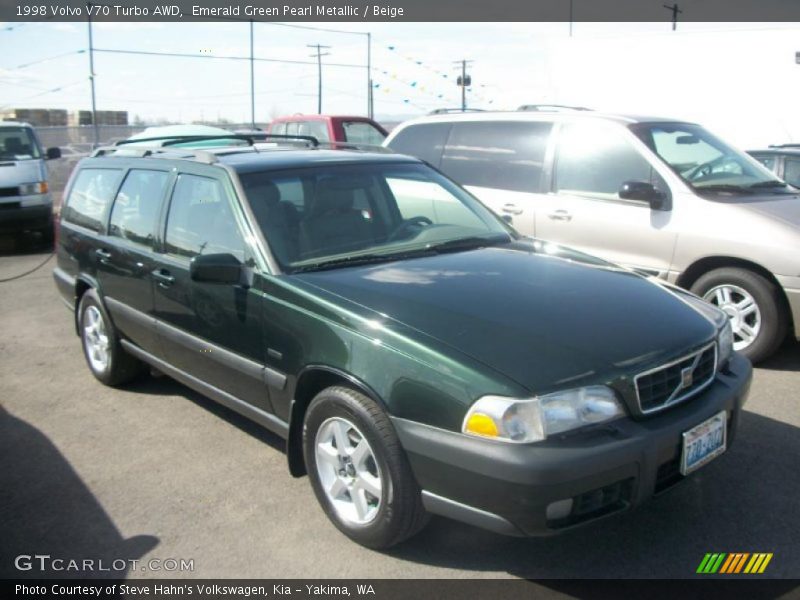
697 553 773 574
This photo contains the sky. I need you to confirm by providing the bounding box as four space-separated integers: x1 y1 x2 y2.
1 21 799 147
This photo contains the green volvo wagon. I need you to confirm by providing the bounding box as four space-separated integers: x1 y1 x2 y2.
54 136 752 548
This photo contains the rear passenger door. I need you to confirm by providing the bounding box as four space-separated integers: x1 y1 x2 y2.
152 169 272 413
438 121 553 236
97 168 171 354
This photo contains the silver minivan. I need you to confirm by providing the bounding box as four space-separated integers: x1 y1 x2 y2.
0 121 61 240
385 111 800 362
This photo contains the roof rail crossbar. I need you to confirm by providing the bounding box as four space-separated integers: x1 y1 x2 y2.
428 108 486 115
318 141 394 153
768 143 800 149
517 104 593 112
115 134 255 147
90 144 219 164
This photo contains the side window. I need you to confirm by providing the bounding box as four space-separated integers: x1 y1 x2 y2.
62 168 122 232
271 123 286 135
555 123 663 200
165 174 246 262
784 158 800 188
297 120 330 142
440 121 552 193
108 169 169 249
387 123 451 167
285 122 300 136
342 121 385 145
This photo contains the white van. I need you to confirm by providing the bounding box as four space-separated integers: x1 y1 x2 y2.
0 122 61 240
385 110 800 363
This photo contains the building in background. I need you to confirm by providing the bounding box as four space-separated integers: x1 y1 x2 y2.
67 110 129 126
0 108 68 126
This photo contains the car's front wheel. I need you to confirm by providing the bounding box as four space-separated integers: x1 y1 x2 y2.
78 289 143 386
303 386 428 549
690 267 788 363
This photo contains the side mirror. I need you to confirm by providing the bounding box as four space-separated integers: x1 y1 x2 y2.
190 253 242 285
619 180 668 210
46 147 61 160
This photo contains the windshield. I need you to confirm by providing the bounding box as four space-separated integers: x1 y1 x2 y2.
240 162 513 272
0 127 42 160
631 122 783 193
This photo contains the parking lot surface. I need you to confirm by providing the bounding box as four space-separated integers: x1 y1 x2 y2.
1 240 798 582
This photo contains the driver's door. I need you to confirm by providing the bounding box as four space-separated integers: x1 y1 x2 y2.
535 121 678 277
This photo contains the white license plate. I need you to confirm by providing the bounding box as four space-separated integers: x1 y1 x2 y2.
681 410 727 476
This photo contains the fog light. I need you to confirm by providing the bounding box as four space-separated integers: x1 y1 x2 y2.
546 498 574 520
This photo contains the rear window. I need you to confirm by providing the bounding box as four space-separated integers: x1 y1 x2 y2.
387 123 451 167
342 121 385 145
63 168 123 232
440 121 552 193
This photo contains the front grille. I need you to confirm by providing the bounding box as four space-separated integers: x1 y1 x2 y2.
635 342 717 414
0 187 19 198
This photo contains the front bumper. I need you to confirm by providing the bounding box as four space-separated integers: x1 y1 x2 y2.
0 194 53 233
393 352 752 537
775 274 800 339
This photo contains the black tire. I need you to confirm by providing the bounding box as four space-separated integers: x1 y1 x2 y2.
690 267 788 363
303 386 429 549
78 289 144 386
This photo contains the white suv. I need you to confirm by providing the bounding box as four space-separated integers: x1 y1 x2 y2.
385 110 800 362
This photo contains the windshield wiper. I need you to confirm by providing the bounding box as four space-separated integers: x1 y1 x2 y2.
693 183 753 194
292 249 435 273
425 235 509 253
749 180 788 189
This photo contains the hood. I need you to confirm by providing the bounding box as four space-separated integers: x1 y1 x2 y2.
293 242 717 393
729 193 800 229
0 159 44 188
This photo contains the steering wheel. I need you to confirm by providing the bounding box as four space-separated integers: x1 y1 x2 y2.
685 155 739 182
388 216 433 241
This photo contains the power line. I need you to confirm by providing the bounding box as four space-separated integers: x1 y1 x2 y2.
9 50 85 70
92 47 364 69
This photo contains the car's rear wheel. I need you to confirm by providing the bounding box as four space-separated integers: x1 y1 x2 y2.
78 289 143 386
690 267 787 363
303 386 428 549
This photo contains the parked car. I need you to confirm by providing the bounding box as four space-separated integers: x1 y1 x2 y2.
386 112 800 363
267 114 387 146
53 136 750 548
0 121 61 240
748 145 800 190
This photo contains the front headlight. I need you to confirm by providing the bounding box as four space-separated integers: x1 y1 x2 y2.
462 385 625 444
717 318 734 369
18 181 48 196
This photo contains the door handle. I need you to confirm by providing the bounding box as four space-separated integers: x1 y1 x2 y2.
501 203 524 215
95 248 112 263
151 268 175 287
548 209 573 222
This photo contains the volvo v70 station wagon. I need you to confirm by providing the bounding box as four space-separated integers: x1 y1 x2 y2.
54 135 751 548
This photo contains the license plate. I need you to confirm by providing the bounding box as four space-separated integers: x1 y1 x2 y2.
681 411 727 476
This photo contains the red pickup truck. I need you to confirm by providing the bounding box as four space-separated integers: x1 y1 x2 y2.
266 115 387 145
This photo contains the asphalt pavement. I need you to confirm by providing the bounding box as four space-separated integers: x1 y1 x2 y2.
1 236 798 586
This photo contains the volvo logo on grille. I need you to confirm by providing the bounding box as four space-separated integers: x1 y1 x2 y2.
681 366 695 389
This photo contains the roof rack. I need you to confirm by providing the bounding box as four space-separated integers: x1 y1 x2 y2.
428 108 486 115
90 133 325 163
768 143 800 149
317 141 394 153
91 145 221 164
517 104 592 112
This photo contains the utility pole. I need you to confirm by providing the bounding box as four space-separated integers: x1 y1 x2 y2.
453 60 473 112
307 44 331 114
569 0 573 37
367 32 373 119
249 20 255 129
86 2 99 147
663 3 682 31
